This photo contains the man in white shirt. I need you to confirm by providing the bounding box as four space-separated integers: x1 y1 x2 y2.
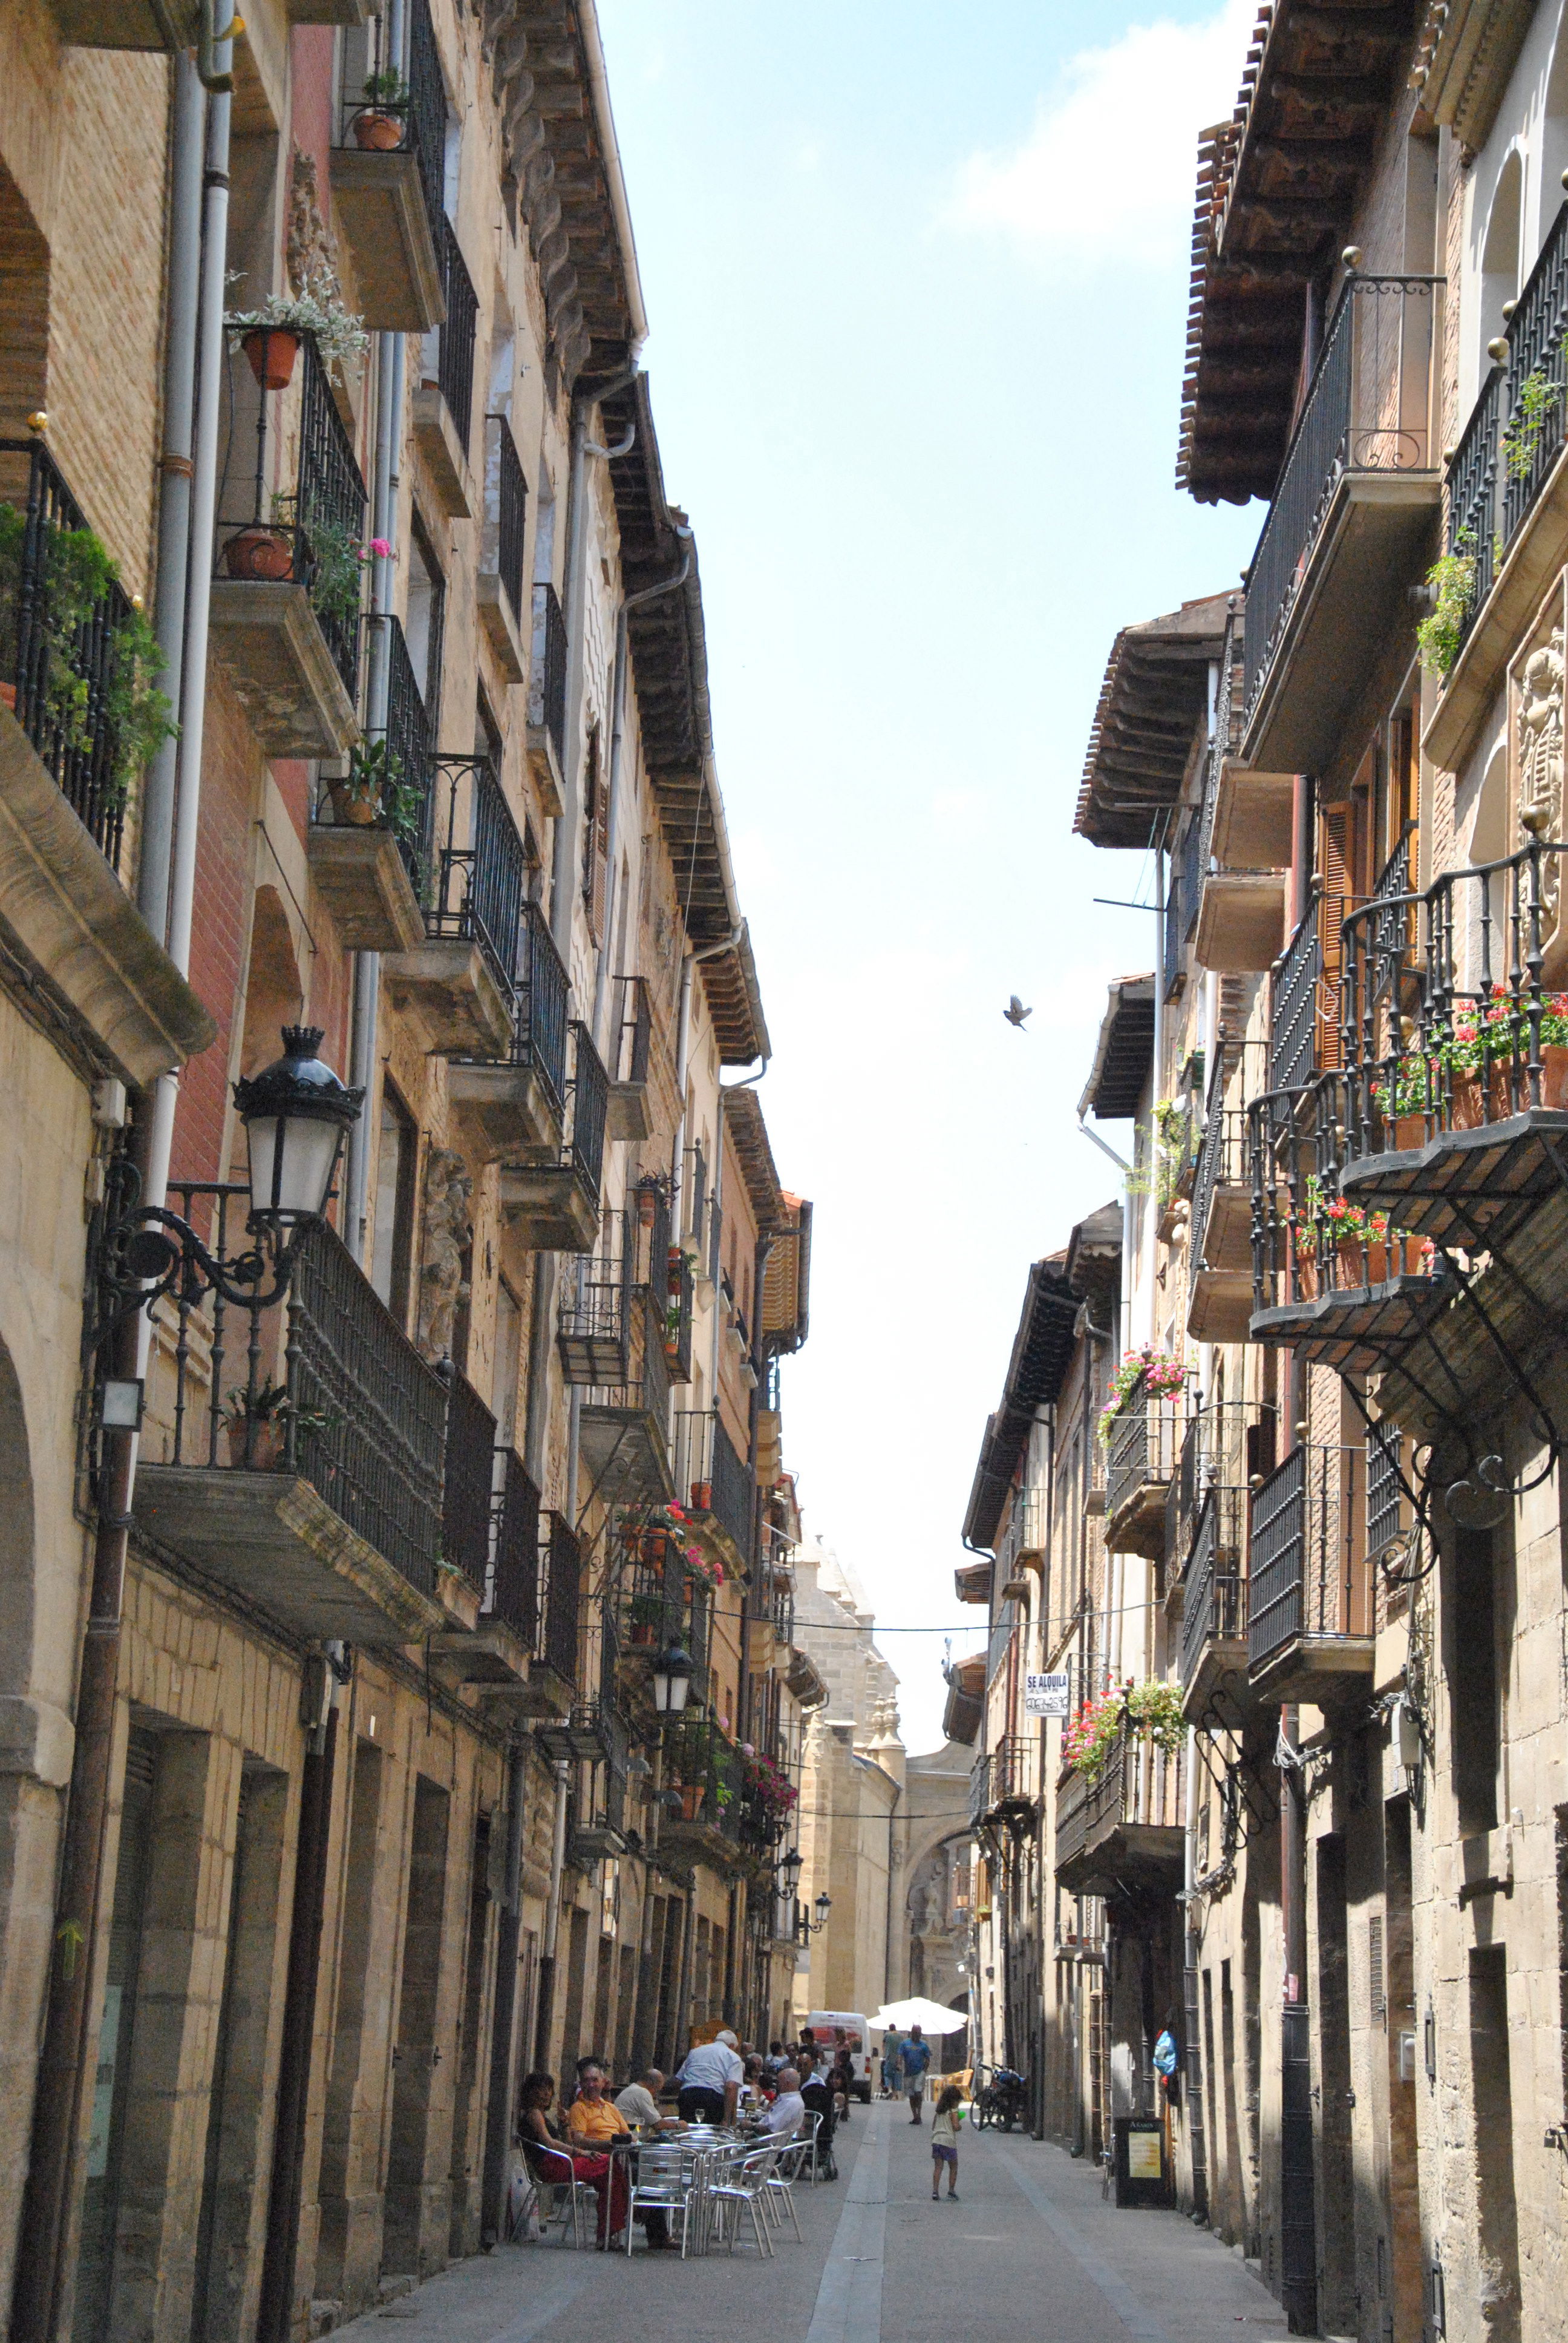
676 2028 743 2124
615 2068 669 2128
763 2067 805 2137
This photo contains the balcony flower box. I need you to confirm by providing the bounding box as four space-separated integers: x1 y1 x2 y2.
1097 1346 1185 1446
1061 1681 1184 1784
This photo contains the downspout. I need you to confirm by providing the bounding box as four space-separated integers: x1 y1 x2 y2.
480 1732 529 2248
1032 1403 1053 2140
532 1757 571 2068
1146 845 1165 1345
10 33 230 2337
1182 1722 1207 2219
345 326 405 1264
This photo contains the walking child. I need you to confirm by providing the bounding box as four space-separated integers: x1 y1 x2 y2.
930 2083 962 2200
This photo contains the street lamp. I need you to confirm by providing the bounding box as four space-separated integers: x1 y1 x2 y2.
90 1026 364 1358
778 1846 803 1895
795 1889 831 1945
652 1642 693 1717
232 1025 364 1225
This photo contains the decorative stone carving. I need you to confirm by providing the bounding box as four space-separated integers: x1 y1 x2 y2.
418 1147 472 1363
287 147 343 310
1509 578 1568 966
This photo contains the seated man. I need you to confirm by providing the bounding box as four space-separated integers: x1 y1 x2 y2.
615 2067 673 2129
762 2066 805 2137
568 2064 671 2250
675 2027 743 2125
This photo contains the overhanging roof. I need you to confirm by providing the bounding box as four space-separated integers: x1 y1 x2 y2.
1177 1 1418 506
961 1259 1078 1549
1075 594 1232 848
1079 974 1155 1119
762 1192 812 1354
725 1084 784 1227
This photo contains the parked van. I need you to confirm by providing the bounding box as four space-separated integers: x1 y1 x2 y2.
803 2009 873 2101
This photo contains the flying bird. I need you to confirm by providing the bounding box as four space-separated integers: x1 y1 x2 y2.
1004 997 1032 1029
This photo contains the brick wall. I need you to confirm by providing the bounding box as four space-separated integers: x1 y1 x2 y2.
175 678 267 1184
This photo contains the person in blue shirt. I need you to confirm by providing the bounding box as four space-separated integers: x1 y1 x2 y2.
899 2024 932 2123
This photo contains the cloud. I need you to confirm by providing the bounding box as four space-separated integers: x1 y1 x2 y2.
946 0 1256 277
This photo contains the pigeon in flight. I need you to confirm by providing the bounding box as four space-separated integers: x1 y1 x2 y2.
1004 996 1032 1029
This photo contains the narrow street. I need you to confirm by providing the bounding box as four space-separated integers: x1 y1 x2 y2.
337 2105 1284 2343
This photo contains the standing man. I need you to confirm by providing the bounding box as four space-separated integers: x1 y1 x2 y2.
675 2028 743 2125
882 2030 901 2099
900 2023 932 2124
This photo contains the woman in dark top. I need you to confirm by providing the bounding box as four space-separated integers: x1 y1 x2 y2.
518 2070 628 2245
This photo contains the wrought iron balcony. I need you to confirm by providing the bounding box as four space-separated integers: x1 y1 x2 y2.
1178 1486 1249 1710
534 1509 582 1695
976 1733 1035 1821
1240 270 1442 773
528 581 569 805
1054 1718 1184 1898
1187 1059 1254 1344
210 336 367 753
1165 1398 1275 1579
606 974 654 1140
1105 1370 1186 1559
497 1020 609 1254
133 1184 446 1644
441 1368 498 1602
576 1287 674 1505
436 218 477 453
1270 894 1322 1097
671 1406 754 1567
659 1716 750 1874
330 0 446 333
1247 1441 1374 1703
488 418 528 632
446 896 567 1163
0 433 146 873
425 754 529 1003
558 1213 632 1386
968 1752 996 1830
489 1447 541 1643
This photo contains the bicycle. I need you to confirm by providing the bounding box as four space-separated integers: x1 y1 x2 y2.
971 2062 1030 2132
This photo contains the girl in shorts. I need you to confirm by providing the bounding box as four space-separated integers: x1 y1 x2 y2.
930 2082 963 2201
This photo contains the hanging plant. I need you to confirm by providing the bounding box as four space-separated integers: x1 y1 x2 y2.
1062 1680 1186 1783
225 290 369 381
1097 1345 1185 1445
1416 529 1477 678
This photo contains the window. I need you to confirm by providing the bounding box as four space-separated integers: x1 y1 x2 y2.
371 1084 417 1322
405 520 446 729
581 723 607 936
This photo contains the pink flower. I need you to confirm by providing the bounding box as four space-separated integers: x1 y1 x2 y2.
370 537 391 558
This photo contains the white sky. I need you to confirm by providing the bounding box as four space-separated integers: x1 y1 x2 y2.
596 0 1264 1752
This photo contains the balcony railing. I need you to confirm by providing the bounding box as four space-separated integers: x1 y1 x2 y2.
1166 1399 1273 1576
1247 1442 1368 1672
0 434 145 871
1242 272 1440 735
536 1509 581 1689
567 1020 609 1204
662 1716 745 1847
338 0 445 254
155 1183 446 1598
509 895 569 1112
489 1447 541 1640
489 416 527 628
1179 1486 1248 1694
1444 200 1568 659
1367 1422 1406 1567
1249 1073 1436 1325
713 1414 755 1564
1190 1084 1246 1275
530 581 567 767
1056 1716 1184 1884
558 1213 631 1385
442 1369 497 1593
1342 835 1568 1166
1270 894 1321 1096
296 334 368 706
376 612 435 894
437 218 477 451
1105 1371 1186 1525
609 974 652 1090
989 1733 1034 1810
425 754 528 998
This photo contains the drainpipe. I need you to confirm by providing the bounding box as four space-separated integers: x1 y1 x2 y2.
1182 1722 1207 2219
257 1663 342 2343
345 327 405 1265
532 1757 571 2068
9 32 231 2336
1278 1704 1316 2332
480 1732 529 2247
1146 846 1165 1344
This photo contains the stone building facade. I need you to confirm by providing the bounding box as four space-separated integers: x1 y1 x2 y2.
0 4 820 2338
967 8 1568 2343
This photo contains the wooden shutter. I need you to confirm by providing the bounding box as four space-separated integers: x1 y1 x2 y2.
1317 804 1354 1070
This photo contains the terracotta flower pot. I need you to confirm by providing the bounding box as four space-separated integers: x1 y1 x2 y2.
242 327 300 391
223 525 295 583
1542 1042 1568 1110
1448 1072 1484 1130
629 1620 656 1649
679 1784 703 1822
226 1417 284 1470
326 781 379 827
1336 1237 1367 1291
354 109 403 151
690 1480 711 1512
1391 1114 1428 1152
1292 1246 1319 1302
0 683 16 715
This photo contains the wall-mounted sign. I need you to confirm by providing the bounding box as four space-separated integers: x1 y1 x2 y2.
1024 1672 1070 1718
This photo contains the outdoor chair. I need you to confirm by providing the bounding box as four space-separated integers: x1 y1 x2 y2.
760 2133 809 2241
708 2145 779 2258
624 2143 694 2258
529 2146 595 2250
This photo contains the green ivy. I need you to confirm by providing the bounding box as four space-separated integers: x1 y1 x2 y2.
1502 366 1563 483
1415 529 1477 678
304 517 364 631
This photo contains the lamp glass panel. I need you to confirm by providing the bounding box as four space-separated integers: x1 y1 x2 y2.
246 1112 341 1221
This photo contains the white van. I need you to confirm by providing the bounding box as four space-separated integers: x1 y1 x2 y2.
804 2009 873 2102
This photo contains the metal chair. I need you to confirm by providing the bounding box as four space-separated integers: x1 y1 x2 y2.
762 2132 809 2241
798 2108 824 2184
624 2143 693 2257
531 2146 595 2249
708 2145 779 2257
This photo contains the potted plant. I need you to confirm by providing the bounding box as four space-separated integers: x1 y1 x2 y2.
678 1781 704 1821
354 68 410 149
325 735 417 833
627 1591 662 1649
225 287 370 383
689 1478 712 1512
1541 991 1568 1109
223 1380 291 1470
223 520 296 583
1096 1345 1185 1446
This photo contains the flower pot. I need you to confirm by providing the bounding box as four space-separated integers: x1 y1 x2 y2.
1449 1072 1485 1130
0 683 15 715
353 108 404 150
242 327 300 391
1391 1114 1428 1152
223 525 295 583
1336 1238 1367 1291
689 1480 711 1512
1542 1042 1568 1111
1291 1245 1319 1302
679 1784 703 1822
226 1417 284 1470
325 781 380 827
1489 1061 1521 1121
629 1620 656 1649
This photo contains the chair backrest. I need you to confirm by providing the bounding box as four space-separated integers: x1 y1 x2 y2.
636 2146 685 2178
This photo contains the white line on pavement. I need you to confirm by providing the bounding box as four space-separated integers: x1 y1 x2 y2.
989 2138 1175 2343
804 2101 890 2343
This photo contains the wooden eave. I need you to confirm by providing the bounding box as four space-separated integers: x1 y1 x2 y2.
1177 0 1419 506
1075 593 1231 847
506 3 638 374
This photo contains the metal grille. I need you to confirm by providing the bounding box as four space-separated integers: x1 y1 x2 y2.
566 1021 609 1203
437 219 478 450
1270 897 1319 1096
1446 367 1503 642
1367 1423 1403 1562
442 1369 497 1591
377 614 434 894
491 1447 540 1639
1180 1490 1246 1691
557 1214 631 1386
426 755 528 995
712 1415 755 1565
296 335 368 704
405 0 446 251
1163 851 1184 1000
1105 1371 1183 1522
1244 275 1440 733
512 896 569 1111
0 435 137 868
531 581 567 765
537 1509 581 1687
1501 201 1568 541
1191 1085 1242 1273
290 1219 446 1596
1247 1443 1305 1667
490 416 526 626
1181 790 1205 940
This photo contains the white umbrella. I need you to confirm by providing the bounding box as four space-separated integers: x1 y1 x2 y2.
869 1996 969 2035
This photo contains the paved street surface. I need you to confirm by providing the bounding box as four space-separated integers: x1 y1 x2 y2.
336 2103 1287 2343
